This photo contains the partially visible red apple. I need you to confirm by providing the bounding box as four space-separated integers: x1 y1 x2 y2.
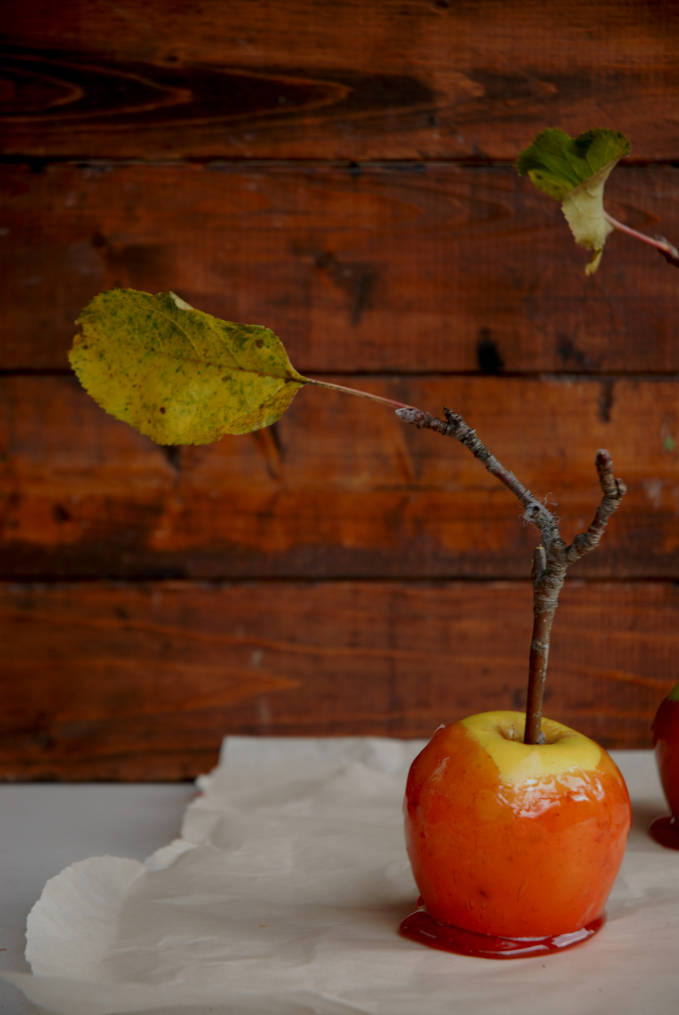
402 710 631 955
651 684 679 848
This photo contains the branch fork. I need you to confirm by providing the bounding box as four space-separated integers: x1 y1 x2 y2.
396 407 627 744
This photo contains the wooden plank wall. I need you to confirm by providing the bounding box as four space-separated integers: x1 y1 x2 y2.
3 0 679 778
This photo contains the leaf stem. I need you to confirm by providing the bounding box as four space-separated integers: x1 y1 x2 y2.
604 211 679 266
306 376 415 411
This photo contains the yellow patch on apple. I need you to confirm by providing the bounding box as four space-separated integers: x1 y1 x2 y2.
459 710 602 784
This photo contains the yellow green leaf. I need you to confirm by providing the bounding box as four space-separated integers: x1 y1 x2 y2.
69 289 307 445
517 128 631 273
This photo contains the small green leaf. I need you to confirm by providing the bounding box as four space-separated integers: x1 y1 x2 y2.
517 128 631 273
69 289 307 444
517 128 630 200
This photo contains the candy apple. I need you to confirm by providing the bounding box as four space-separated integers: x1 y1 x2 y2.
401 710 631 957
650 683 679 848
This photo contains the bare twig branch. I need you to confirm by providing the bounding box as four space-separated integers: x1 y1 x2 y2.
396 406 560 550
566 449 628 564
396 406 626 744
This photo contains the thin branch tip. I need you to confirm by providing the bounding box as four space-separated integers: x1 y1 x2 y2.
595 448 626 501
394 406 418 423
658 238 679 267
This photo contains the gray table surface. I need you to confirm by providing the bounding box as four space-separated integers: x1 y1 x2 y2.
0 783 194 1013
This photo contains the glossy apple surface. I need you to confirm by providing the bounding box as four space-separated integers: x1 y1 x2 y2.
652 683 679 818
404 710 631 939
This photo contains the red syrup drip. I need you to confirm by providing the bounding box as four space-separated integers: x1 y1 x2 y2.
649 814 679 850
399 908 605 959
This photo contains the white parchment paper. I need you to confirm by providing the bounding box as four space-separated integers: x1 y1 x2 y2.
3 739 678 1014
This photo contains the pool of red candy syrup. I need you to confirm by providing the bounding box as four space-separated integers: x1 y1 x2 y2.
649 815 679 850
399 908 604 959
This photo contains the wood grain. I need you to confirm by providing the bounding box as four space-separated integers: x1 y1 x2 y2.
1 579 671 779
4 0 679 772
3 0 679 159
2 162 678 372
2 374 676 580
